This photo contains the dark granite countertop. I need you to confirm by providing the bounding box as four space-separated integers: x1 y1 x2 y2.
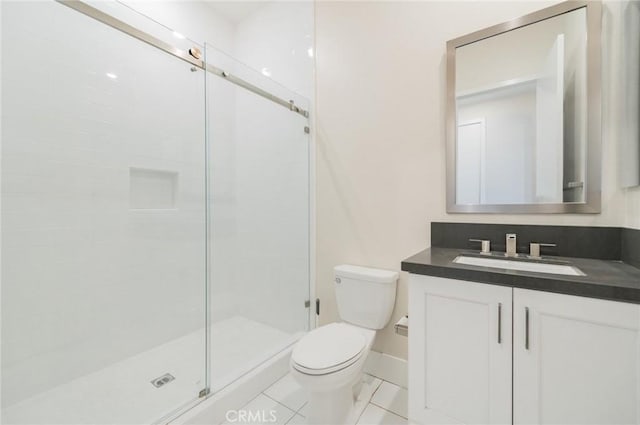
401 247 640 304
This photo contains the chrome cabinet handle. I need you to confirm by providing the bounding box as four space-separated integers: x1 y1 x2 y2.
525 307 530 350
497 303 502 344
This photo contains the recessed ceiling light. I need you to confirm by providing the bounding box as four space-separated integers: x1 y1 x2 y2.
261 67 271 77
173 31 185 40
106 72 118 79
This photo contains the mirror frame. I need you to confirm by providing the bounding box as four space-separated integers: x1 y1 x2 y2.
446 0 602 214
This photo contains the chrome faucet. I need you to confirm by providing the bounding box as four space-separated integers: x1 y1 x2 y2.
469 238 491 254
529 242 557 259
506 234 517 257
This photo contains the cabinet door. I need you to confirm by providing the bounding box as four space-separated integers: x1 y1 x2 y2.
514 289 640 424
409 275 512 425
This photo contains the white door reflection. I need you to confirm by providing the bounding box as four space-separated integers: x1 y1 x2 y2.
456 120 485 205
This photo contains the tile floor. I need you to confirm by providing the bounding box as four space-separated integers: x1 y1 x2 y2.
223 373 408 425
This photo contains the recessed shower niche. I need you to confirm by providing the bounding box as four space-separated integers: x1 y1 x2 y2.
129 167 178 210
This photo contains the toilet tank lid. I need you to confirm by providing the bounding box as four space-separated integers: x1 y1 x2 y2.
334 264 399 284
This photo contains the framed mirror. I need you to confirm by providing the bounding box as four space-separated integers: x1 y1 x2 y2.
446 1 602 213
620 0 640 188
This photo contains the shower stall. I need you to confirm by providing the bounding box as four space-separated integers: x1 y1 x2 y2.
0 1 311 423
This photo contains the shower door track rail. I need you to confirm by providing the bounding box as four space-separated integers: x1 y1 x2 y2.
56 0 310 119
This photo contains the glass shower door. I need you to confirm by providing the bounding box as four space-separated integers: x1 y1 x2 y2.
1 1 207 423
206 45 311 393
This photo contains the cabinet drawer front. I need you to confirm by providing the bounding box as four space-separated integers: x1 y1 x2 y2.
409 275 512 425
514 289 640 425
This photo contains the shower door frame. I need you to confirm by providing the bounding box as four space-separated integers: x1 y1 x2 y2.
56 1 310 119
49 0 315 422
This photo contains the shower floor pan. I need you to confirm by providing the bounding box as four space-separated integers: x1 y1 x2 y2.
2 316 299 425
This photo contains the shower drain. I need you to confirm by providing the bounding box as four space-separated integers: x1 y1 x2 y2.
151 373 175 388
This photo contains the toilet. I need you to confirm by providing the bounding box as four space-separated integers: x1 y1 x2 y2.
290 265 398 425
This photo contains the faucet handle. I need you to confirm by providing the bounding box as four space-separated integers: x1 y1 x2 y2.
469 238 491 254
506 233 517 257
529 242 557 259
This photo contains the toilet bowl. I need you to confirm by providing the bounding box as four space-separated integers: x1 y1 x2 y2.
289 265 398 425
290 323 375 424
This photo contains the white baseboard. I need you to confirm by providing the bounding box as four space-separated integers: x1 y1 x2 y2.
363 351 408 389
170 348 291 425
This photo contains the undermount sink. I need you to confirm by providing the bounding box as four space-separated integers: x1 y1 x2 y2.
453 255 585 276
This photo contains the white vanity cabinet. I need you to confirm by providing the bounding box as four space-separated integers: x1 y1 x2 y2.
513 288 640 425
409 274 640 425
408 274 513 424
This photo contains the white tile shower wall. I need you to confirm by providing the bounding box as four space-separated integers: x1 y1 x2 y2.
209 74 241 324
109 0 315 332
231 2 315 334
107 0 245 331
112 1 315 333
1 1 206 407
119 0 236 54
206 3 314 334
119 1 314 100
234 1 315 100
231 86 310 334
315 0 630 361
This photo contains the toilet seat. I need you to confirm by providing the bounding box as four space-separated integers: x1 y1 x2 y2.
291 323 366 375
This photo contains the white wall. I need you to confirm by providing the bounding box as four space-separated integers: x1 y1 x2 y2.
315 0 629 360
626 188 640 229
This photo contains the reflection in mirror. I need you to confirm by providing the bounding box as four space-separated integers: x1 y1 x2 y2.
455 7 587 205
447 1 603 213
621 0 640 188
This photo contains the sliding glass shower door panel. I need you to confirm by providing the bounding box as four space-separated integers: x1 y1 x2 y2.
1 2 207 423
206 44 311 393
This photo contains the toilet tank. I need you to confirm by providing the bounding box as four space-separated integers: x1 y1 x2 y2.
334 265 399 330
